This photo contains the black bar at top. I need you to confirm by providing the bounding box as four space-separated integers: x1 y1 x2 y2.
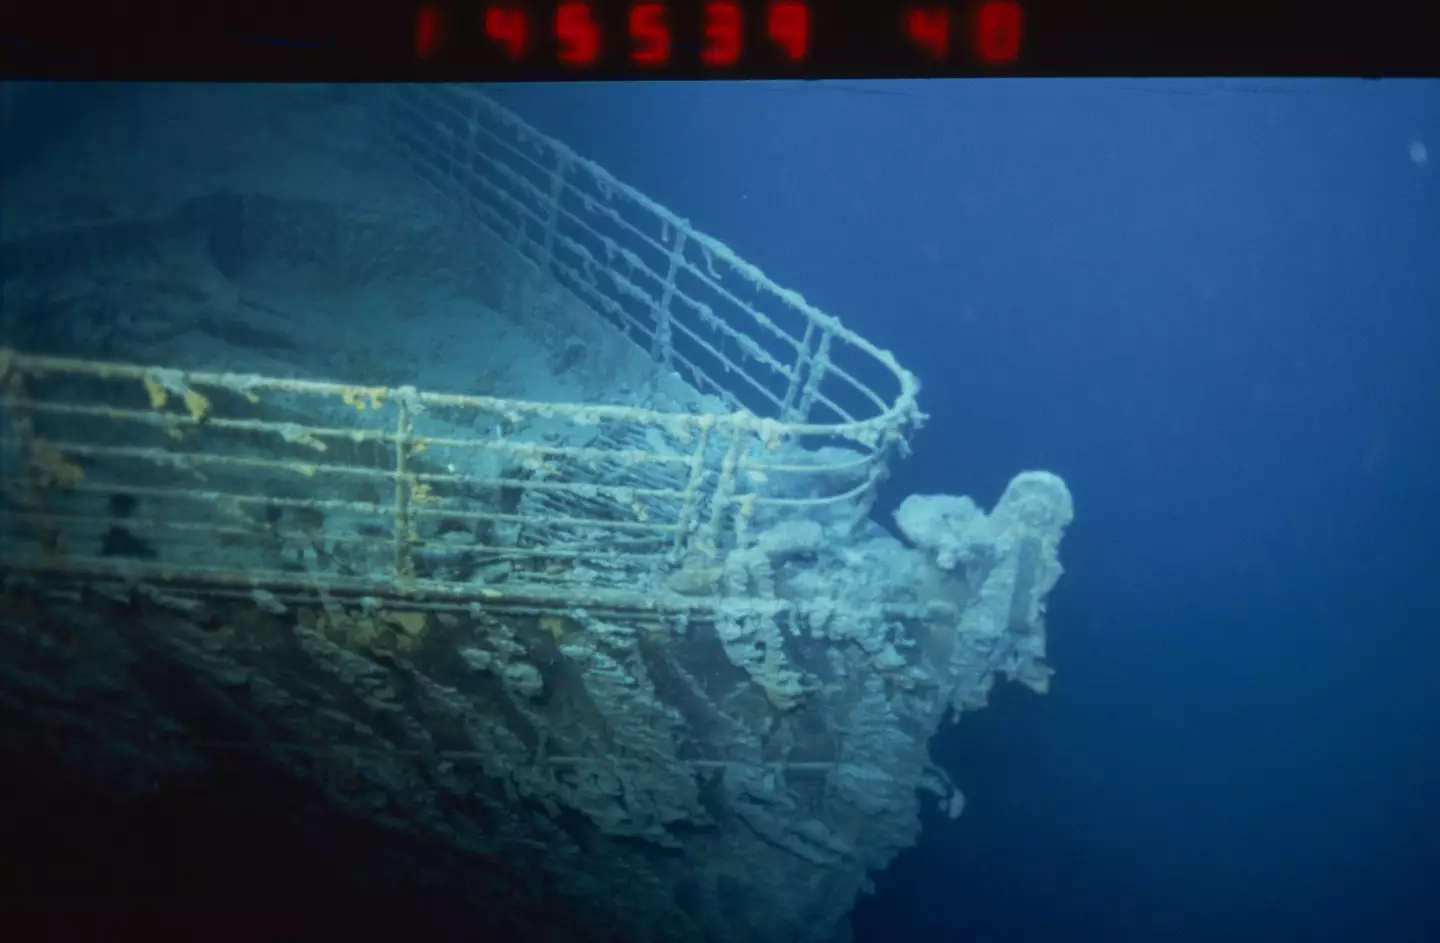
1 0 1436 81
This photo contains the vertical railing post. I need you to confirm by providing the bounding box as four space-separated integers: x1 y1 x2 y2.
795 329 832 423
697 420 750 564
779 320 815 421
651 225 687 370
668 419 712 564
462 93 493 235
537 155 570 275
392 389 415 581
1 352 62 557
